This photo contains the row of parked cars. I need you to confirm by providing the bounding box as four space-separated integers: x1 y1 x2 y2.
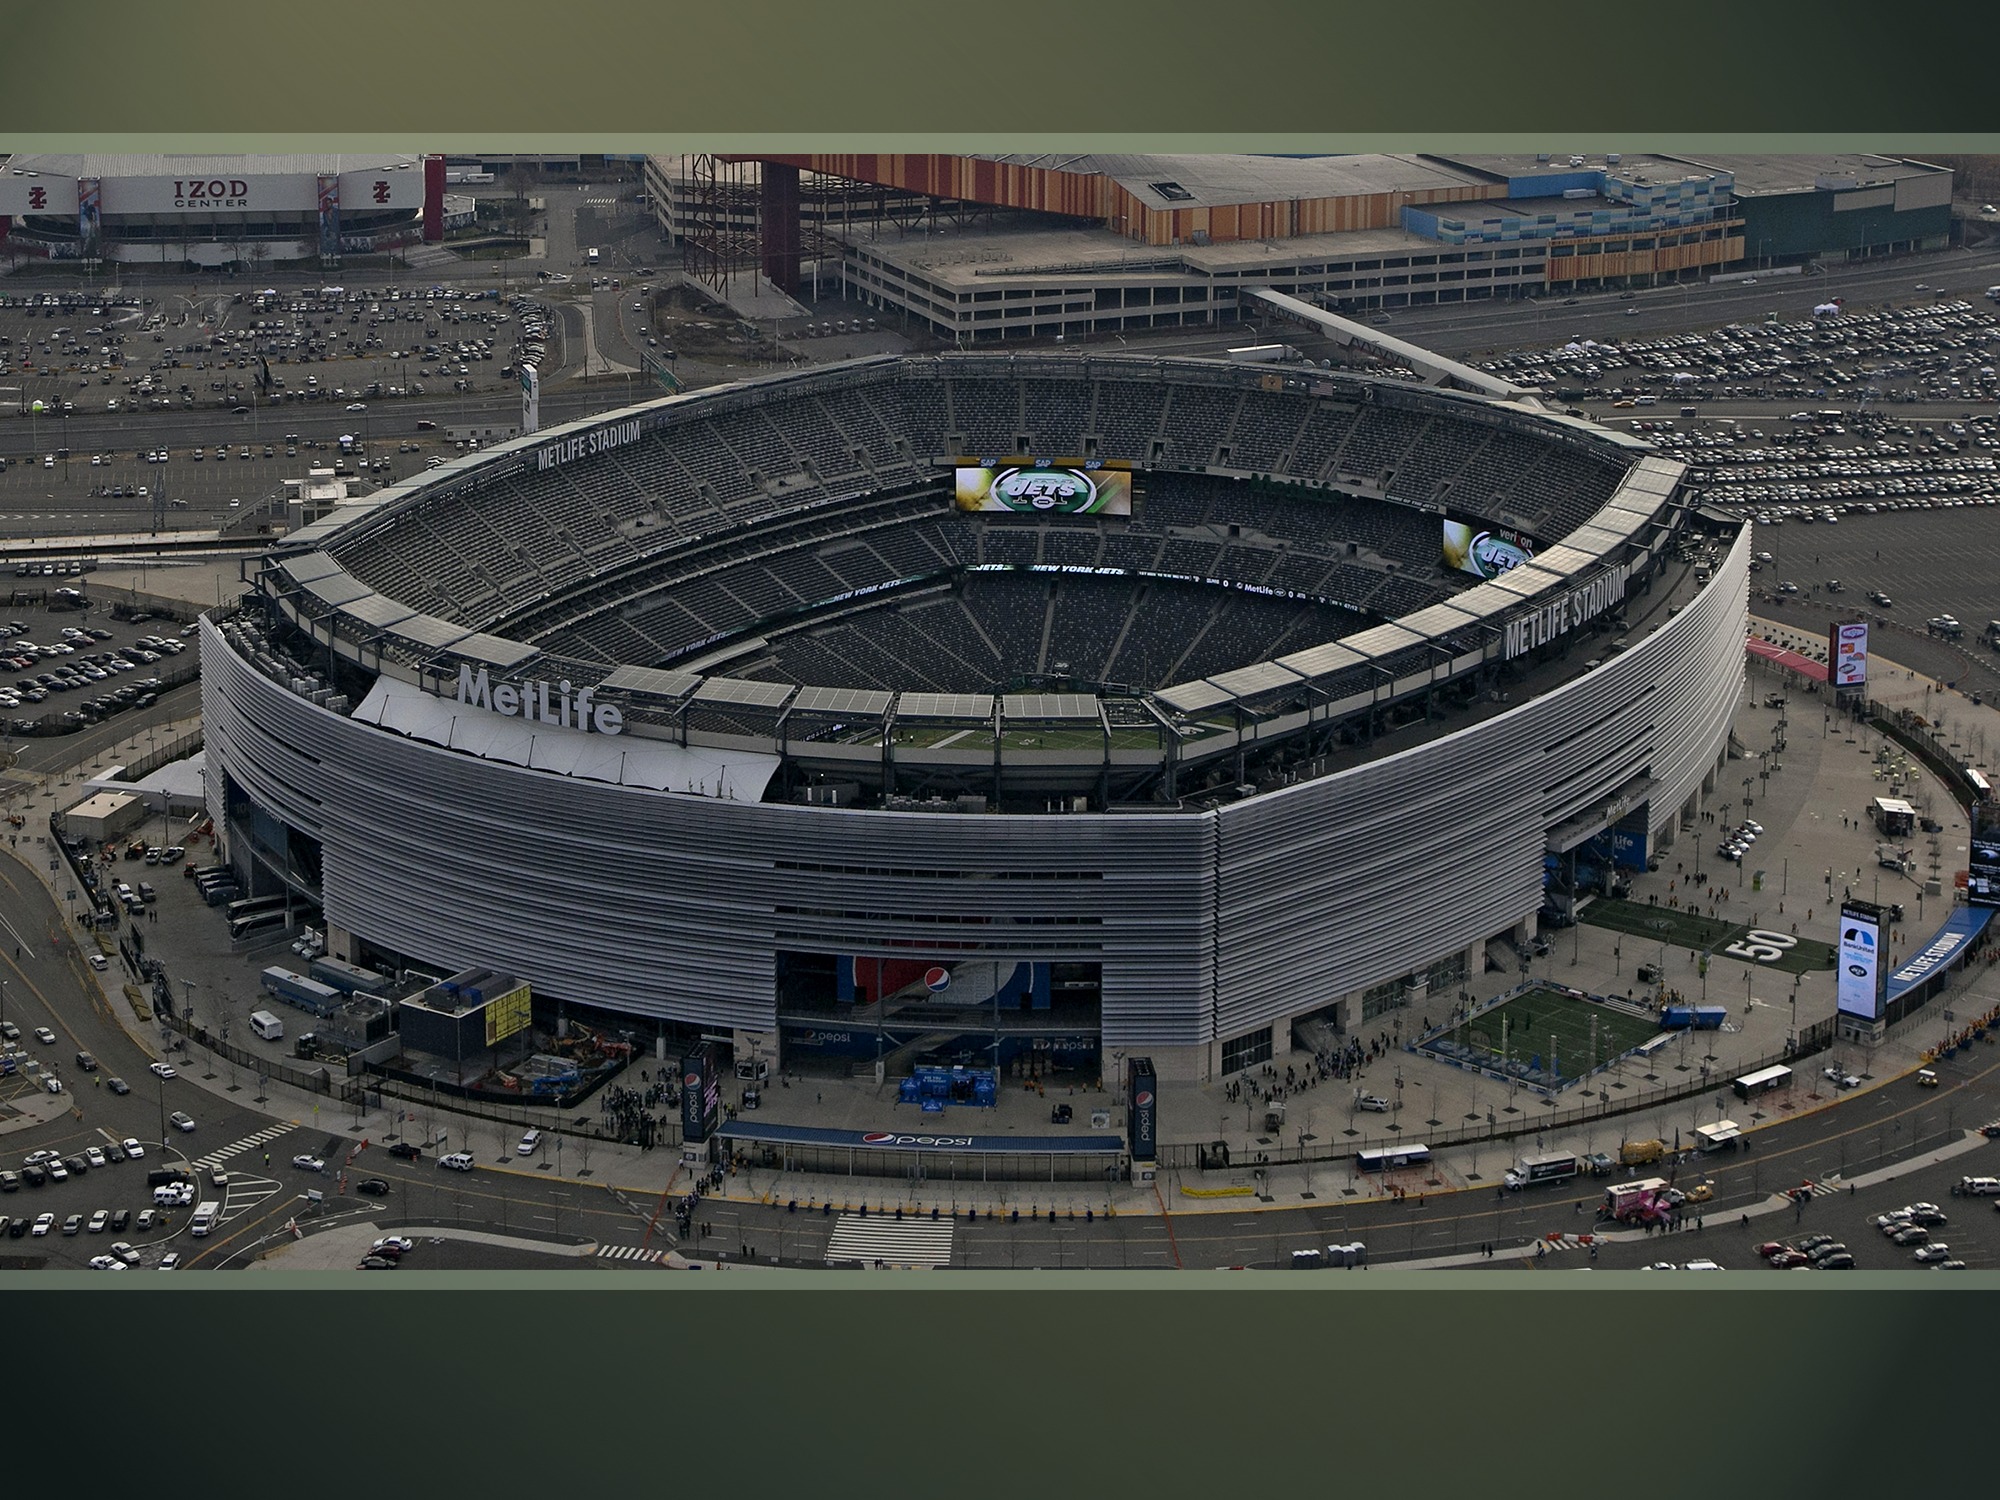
1716 817 1763 863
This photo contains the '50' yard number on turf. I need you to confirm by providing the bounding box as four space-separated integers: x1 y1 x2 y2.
1723 929 1797 964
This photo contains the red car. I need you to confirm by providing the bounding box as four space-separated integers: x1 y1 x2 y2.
1754 1241 1789 1259
1767 1250 1810 1268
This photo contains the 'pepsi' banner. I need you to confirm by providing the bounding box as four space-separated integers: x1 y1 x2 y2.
1128 1056 1157 1163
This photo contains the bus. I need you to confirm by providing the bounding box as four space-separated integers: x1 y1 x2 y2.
229 910 290 942
1965 766 1992 804
1734 1064 1793 1101
225 894 290 922
1504 1151 1580 1191
1357 1144 1431 1173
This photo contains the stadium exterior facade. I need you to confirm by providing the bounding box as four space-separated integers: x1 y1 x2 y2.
201 353 1747 1083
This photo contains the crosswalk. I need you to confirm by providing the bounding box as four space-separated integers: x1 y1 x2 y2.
824 1214 955 1269
191 1122 294 1172
597 1244 664 1263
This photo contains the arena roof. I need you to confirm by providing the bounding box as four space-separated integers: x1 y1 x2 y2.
1656 151 1949 197
963 153 1493 208
1427 152 1701 184
3 152 420 179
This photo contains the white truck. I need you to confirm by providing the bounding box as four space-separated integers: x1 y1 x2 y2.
190 1201 221 1236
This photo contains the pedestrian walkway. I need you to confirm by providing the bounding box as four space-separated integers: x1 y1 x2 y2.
823 1214 956 1268
596 1243 664 1263
191 1122 296 1172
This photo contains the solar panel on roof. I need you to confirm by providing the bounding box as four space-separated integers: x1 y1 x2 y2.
599 664 703 700
383 614 476 651
1154 680 1237 714
299 573 373 609
895 693 994 720
693 677 796 710
340 593 420 630
790 685 895 717
451 633 541 670
1001 694 1100 720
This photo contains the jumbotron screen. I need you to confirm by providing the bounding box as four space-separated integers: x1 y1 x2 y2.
1442 516 1535 579
1970 823 2000 908
954 461 1132 516
1836 899 1886 1020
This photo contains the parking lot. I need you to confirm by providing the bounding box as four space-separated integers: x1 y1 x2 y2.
0 605 195 740
0 282 566 538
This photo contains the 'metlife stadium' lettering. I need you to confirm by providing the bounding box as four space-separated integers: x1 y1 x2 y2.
456 665 624 735
1502 564 1630 660
533 418 643 472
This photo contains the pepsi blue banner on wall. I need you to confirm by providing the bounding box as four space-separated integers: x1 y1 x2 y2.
1128 1056 1158 1163
681 1043 719 1143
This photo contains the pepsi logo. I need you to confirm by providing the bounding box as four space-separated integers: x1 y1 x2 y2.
1134 1090 1154 1107
862 1132 895 1144
683 1072 700 1088
924 967 951 992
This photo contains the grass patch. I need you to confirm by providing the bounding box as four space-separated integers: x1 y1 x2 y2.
1432 984 1663 1085
1581 898 1835 974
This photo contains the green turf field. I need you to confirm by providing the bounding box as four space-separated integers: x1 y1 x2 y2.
1579 898 1835 975
1441 985 1663 1084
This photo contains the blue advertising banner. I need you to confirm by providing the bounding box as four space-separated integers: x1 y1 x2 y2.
1128 1056 1157 1163
716 1120 1123 1156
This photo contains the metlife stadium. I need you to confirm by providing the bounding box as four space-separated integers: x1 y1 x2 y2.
201 349 1747 1085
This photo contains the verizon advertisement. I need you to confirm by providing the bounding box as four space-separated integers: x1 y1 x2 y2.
1830 621 1869 689
1442 515 1536 579
1836 899 1886 1020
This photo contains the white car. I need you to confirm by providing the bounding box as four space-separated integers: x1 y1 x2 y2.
372 1235 415 1255
1913 1243 1952 1263
158 1253 180 1271
88 1254 127 1271
109 1240 140 1265
291 1153 327 1173
1356 1094 1392 1113
168 1111 195 1133
517 1129 541 1156
437 1152 475 1172
121 1138 145 1159
33 1026 56 1045
150 1061 177 1079
30 1213 54 1237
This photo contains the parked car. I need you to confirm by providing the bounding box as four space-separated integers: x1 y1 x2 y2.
387 1142 423 1161
1356 1094 1392 1113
